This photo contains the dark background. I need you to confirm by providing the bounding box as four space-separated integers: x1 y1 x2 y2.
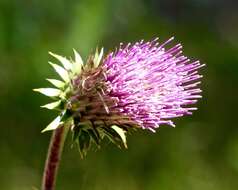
1 0 238 189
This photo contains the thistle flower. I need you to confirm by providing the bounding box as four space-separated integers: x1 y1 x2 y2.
34 37 204 156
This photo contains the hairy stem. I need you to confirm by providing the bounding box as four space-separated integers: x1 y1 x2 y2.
41 125 69 190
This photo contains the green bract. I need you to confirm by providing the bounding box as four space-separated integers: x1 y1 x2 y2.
34 49 128 157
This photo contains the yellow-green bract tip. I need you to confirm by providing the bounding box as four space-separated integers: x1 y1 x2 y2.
33 88 62 97
41 116 63 133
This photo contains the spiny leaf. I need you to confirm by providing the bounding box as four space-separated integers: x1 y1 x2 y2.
88 129 100 145
49 52 73 70
93 48 99 65
72 126 80 142
61 109 73 122
78 130 91 158
96 48 104 68
94 48 104 68
111 125 127 148
73 49 83 74
46 79 65 88
102 127 121 146
42 116 62 132
40 100 61 110
49 62 70 82
84 132 91 150
33 88 62 97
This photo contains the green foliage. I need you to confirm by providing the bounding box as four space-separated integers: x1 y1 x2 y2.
71 123 128 158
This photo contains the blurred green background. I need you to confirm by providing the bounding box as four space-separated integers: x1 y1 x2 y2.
1 0 238 189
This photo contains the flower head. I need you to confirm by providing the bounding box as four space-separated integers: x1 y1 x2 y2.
34 37 204 156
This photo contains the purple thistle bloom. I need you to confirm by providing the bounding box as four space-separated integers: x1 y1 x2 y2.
74 37 204 132
35 37 204 151
35 37 205 188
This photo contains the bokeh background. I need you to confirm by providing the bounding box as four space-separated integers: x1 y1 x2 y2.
1 0 238 189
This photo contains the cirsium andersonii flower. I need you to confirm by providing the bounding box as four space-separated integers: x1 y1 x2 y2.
34 37 204 156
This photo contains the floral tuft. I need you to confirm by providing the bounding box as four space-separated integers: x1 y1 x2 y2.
34 37 204 156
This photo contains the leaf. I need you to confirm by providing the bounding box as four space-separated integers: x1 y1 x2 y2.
40 100 61 110
49 62 70 82
72 126 80 142
93 48 99 65
73 49 83 74
102 127 120 146
42 116 62 132
33 88 62 97
49 52 73 71
46 79 65 88
78 130 91 157
61 109 72 122
90 121 101 140
93 48 103 68
84 131 91 150
88 129 100 145
111 125 127 148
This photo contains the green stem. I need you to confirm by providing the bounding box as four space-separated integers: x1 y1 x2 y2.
41 125 69 190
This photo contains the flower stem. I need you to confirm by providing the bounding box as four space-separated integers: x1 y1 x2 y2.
41 125 69 190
